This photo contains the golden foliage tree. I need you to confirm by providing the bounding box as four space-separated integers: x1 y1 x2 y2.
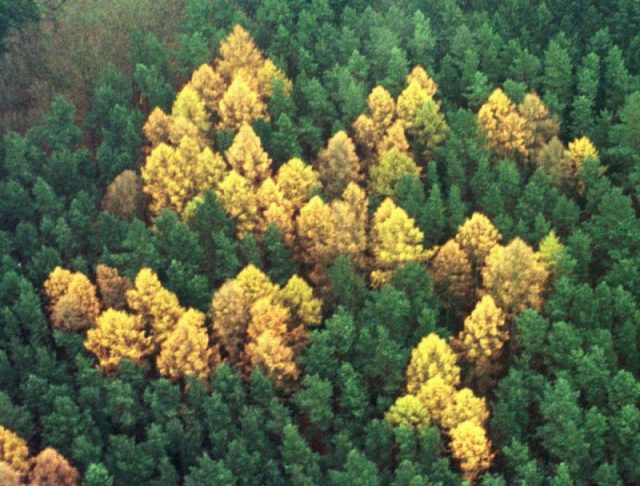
410 96 448 159
352 113 379 155
211 280 250 363
101 170 145 221
29 448 80 486
370 198 426 286
275 158 321 211
217 24 265 85
378 120 410 154
397 79 432 129
406 66 438 97
384 394 431 431
406 333 461 395
188 63 225 112
171 85 211 136
453 295 507 376
416 376 456 424
535 136 568 186
369 86 396 130
226 123 272 184
369 148 420 196
85 309 153 372
450 420 494 482
539 231 565 276
217 76 267 130
95 264 131 311
565 136 598 190
142 136 227 215
518 92 558 154
143 107 173 147
0 462 20 486
276 275 322 329
0 427 30 475
44 268 100 331
245 329 299 388
316 131 362 199
430 240 474 313
296 196 338 284
126 268 185 344
454 212 502 271
330 182 369 269
256 177 294 242
157 309 218 381
482 238 549 315
478 88 533 159
216 170 259 238
441 388 490 431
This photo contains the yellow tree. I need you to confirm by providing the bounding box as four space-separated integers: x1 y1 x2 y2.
126 268 185 345
85 309 153 372
352 113 379 155
95 264 131 311
406 66 438 97
0 427 29 476
454 212 502 272
233 264 278 304
450 420 494 483
482 238 549 316
369 148 420 196
143 107 173 147
296 196 338 284
216 170 259 238
410 96 448 159
171 85 211 136
217 24 265 86
330 182 369 269
245 329 299 388
246 296 290 342
397 79 432 129
44 269 100 331
539 231 565 276
368 86 395 131
453 295 507 377
276 275 322 328
226 123 272 185
385 395 431 431
316 131 362 199
256 59 292 98
101 170 144 221
416 376 456 424
157 309 218 381
0 462 20 486
217 76 267 131
441 388 490 431
564 136 598 191
370 198 426 286
256 177 294 242
478 88 533 159
430 240 474 314
189 63 225 112
29 448 80 486
518 92 558 154
211 280 250 363
378 120 410 154
406 333 461 395
275 158 321 211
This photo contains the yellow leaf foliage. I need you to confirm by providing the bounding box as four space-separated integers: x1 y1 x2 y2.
0 461 21 486
245 329 299 388
406 66 438 97
454 212 502 270
44 269 100 331
316 131 362 199
30 447 80 486
416 376 456 424
157 309 217 381
102 170 144 221
247 297 290 341
430 240 474 313
217 24 265 85
478 88 533 159
441 388 490 431
189 63 225 112
216 170 259 238
539 231 565 274
276 275 322 328
211 280 250 363
368 86 395 132
369 148 420 197
378 119 410 154
296 196 337 283
482 238 549 316
330 182 369 269
370 198 426 286
217 76 268 131
43 266 74 310
126 268 185 344
234 264 279 304
171 85 211 135
449 420 494 483
410 96 449 159
256 59 292 97
406 333 461 395
95 264 131 311
256 177 294 242
565 136 598 190
397 79 432 129
275 158 321 211
518 92 558 153
85 309 153 372
352 114 378 155
143 107 173 147
385 394 431 431
226 123 272 184
0 427 29 475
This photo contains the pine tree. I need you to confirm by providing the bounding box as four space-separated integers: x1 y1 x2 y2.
316 131 362 199
542 38 573 114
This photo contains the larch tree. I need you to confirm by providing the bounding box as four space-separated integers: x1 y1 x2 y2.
405 333 461 395
316 131 362 199
539 231 565 276
217 76 267 131
518 92 558 156
85 309 153 372
564 136 598 190
416 376 456 424
246 296 290 343
188 63 225 113
369 148 421 197
384 394 431 431
216 24 265 86
396 79 433 129
256 177 294 243
296 196 338 284
171 84 211 137
211 280 250 363
226 123 272 185
482 238 549 316
430 239 474 314
441 388 490 431
452 295 507 378
276 275 322 329
275 158 321 211
478 88 533 159
535 136 568 187
368 86 396 132
0 427 30 476
0 462 20 486
29 448 80 486
406 66 438 97
454 212 502 272
449 420 494 483
43 267 75 310
216 170 259 238
143 107 173 147
410 97 448 159
157 309 218 381
44 268 100 331
126 268 185 345
245 329 299 389
378 119 410 154
101 169 145 221
370 197 427 286
95 264 131 311
330 182 369 269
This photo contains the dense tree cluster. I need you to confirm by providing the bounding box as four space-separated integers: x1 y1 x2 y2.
2 1 640 484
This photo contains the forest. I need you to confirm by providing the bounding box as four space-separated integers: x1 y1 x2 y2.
1 0 640 484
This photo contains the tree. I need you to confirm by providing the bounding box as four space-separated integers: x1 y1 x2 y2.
315 131 362 199
482 238 549 315
330 182 368 269
0 427 29 476
518 93 558 155
226 123 272 185
95 264 131 311
157 309 218 381
542 38 573 114
369 149 421 197
450 420 494 482
244 329 299 389
30 448 80 486
85 309 153 372
217 24 265 86
101 170 144 221
565 136 598 190
370 198 427 286
256 177 294 243
384 395 431 431
430 239 474 314
367 86 395 133
188 64 225 112
143 107 173 147
0 462 20 486
218 76 267 131
406 333 461 394
275 158 321 211
455 212 502 272
216 170 259 238
44 268 100 331
296 196 337 285
397 80 432 129
410 97 448 160
171 85 211 137
277 275 322 329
